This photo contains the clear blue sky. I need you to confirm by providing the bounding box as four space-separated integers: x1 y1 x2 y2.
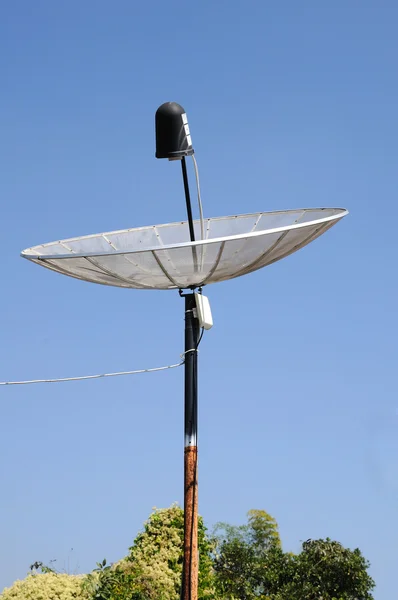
0 1 397 598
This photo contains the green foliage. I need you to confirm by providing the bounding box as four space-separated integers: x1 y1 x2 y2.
124 504 185 599
1 506 375 600
274 538 376 600
213 510 283 600
29 560 57 574
1 573 88 600
81 559 134 600
87 504 215 600
247 510 281 551
212 512 375 600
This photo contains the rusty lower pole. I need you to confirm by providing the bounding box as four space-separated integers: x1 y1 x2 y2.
182 293 199 600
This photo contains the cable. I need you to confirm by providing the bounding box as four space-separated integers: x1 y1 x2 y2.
180 305 204 600
191 155 205 242
0 359 189 387
188 321 200 600
196 327 205 350
191 155 205 274
186 321 202 600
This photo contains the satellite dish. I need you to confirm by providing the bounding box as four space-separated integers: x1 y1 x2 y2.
21 208 347 290
20 101 348 600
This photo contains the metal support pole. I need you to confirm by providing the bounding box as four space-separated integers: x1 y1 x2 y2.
182 293 199 600
181 157 195 243
181 157 198 272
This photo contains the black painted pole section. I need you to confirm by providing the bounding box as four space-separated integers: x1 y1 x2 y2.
181 157 198 273
182 293 199 600
184 294 199 447
181 157 195 243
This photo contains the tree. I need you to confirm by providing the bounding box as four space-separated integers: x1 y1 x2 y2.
89 504 215 600
213 511 375 600
275 538 375 600
213 509 283 599
2 507 375 600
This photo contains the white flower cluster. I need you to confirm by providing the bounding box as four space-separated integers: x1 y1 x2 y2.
1 573 88 600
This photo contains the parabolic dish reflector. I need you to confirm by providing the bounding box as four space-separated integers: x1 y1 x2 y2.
21 208 348 290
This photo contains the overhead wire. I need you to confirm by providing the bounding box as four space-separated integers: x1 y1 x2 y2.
0 349 201 386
